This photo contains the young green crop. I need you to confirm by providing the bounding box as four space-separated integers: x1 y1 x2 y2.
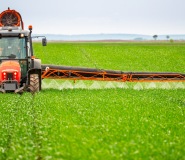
1 42 185 159
1 89 185 159
33 43 185 73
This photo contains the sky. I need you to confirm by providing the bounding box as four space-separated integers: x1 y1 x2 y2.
1 0 185 35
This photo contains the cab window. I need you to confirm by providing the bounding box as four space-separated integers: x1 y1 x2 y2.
0 37 27 59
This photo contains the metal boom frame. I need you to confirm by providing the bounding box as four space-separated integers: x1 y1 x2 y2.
41 67 185 82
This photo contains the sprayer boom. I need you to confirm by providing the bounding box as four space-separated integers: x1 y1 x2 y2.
41 65 185 82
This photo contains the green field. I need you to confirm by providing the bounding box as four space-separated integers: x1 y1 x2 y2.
1 42 185 159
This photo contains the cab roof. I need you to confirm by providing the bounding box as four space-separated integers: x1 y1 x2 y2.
0 27 29 37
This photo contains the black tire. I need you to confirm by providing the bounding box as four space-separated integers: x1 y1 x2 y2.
29 74 40 94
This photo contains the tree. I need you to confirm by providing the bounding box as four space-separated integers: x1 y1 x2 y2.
153 35 158 40
170 39 174 43
166 35 170 41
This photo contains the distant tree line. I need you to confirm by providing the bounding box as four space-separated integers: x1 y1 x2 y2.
153 35 173 42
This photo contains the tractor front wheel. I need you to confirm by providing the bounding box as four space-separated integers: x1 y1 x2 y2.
29 74 40 94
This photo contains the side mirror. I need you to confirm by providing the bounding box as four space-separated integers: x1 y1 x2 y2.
42 38 47 46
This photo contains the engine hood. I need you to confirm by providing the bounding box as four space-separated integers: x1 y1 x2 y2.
0 60 21 83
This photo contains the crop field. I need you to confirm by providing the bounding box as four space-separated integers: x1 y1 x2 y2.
1 42 185 159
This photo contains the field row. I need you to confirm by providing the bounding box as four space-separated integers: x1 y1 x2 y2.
1 89 185 159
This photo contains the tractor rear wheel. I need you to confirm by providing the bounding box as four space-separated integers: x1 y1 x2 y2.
29 74 40 94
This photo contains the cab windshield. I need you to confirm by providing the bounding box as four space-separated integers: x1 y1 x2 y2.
0 37 27 59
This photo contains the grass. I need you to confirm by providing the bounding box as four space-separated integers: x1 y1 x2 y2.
0 42 185 159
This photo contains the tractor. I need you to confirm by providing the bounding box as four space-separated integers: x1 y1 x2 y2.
0 8 46 93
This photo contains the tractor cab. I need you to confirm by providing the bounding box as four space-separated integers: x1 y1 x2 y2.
0 34 30 79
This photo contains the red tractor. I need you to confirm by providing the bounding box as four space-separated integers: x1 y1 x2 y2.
0 8 46 93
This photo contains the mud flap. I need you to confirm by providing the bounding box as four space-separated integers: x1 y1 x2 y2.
27 68 42 91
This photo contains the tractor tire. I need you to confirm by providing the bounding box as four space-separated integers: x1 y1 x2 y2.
29 74 40 94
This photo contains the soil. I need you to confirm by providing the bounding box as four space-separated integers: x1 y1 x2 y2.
33 40 185 43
